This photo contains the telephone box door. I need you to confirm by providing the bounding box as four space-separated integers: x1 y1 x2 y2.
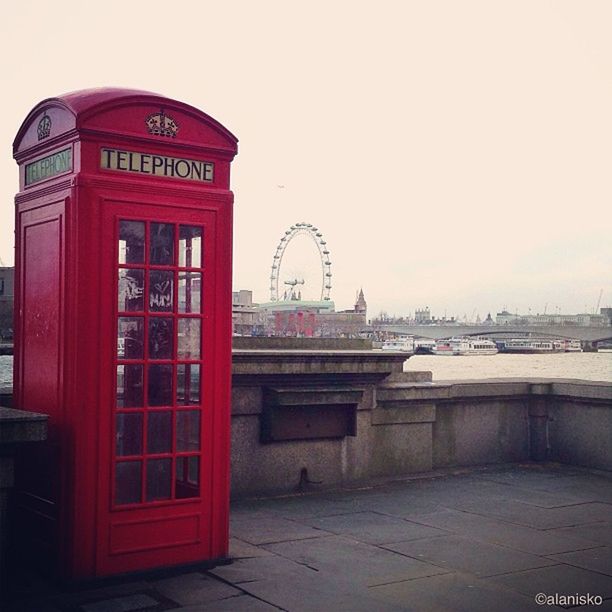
97 199 227 575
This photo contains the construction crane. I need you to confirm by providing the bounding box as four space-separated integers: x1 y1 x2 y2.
595 289 603 313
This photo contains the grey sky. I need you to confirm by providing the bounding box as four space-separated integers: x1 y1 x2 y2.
1 0 610 320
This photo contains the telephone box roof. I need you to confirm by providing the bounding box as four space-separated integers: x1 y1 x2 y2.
14 87 238 154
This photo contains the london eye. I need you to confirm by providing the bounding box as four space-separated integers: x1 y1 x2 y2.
269 222 332 302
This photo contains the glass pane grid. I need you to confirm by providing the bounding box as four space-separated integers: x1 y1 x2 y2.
114 220 205 508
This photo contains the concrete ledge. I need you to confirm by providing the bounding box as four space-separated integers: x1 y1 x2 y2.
550 380 612 402
372 402 436 425
377 383 451 402
232 337 373 350
0 407 48 445
232 349 407 380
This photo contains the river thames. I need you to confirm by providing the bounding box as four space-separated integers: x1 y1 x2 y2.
404 351 612 382
1 351 611 387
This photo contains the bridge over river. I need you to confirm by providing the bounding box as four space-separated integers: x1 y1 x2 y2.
372 324 612 343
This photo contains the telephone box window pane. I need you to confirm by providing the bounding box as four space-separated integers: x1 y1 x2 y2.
149 270 174 312
116 413 143 456
117 365 143 408
179 226 202 268
146 458 172 501
178 272 202 313
115 461 142 505
175 456 200 499
176 410 200 451
118 269 144 312
118 221 145 264
148 364 172 406
149 318 174 359
147 411 172 454
150 223 174 265
117 317 144 359
178 319 201 359
177 364 200 405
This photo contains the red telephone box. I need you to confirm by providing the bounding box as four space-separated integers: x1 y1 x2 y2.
12 88 238 579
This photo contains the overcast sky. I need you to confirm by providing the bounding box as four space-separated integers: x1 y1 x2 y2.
1 0 610 320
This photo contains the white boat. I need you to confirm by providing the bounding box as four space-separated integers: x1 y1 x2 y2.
381 336 415 353
499 339 564 354
432 337 498 356
562 339 582 352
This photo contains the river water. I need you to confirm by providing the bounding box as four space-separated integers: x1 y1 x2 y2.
1 352 611 388
404 351 612 382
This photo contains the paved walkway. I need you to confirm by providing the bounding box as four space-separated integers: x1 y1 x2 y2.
6 463 612 611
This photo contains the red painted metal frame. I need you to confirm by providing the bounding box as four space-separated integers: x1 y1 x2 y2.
13 89 237 579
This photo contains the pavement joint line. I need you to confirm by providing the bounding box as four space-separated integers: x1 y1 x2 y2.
365 570 456 589
372 544 454 573
440 504 604 530
249 533 334 546
203 571 287 611
394 512 608 555
375 534 457 546
375 537 565 579
255 547 320 573
541 555 612 580
474 559 565 579
541 521 612 531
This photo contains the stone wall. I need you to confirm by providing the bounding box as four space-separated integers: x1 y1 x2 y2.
231 351 612 498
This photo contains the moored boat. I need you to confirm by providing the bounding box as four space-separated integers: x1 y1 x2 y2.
498 339 565 354
562 339 583 352
414 339 436 354
432 337 498 356
381 336 415 353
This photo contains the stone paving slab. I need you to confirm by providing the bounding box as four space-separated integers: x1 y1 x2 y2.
230 537 275 559
548 522 612 546
211 553 406 611
383 534 557 577
211 551 338 586
548 547 612 577
477 470 612 503
229 515 327 545
408 508 601 555
231 495 356 520
302 510 449 544
79 593 165 612
333 491 443 518
573 598 612 611
262 534 451 587
175 594 281 610
448 499 612 529
6 464 612 612
489 563 612 599
150 572 242 606
369 570 543 612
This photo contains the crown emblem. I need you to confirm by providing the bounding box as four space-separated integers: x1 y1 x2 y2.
37 113 52 140
145 109 179 138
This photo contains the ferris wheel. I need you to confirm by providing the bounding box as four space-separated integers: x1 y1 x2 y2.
269 222 332 302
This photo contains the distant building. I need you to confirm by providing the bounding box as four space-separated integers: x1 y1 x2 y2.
496 310 608 327
354 288 367 315
232 290 267 336
259 289 368 337
601 307 612 326
0 267 14 339
415 307 431 324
